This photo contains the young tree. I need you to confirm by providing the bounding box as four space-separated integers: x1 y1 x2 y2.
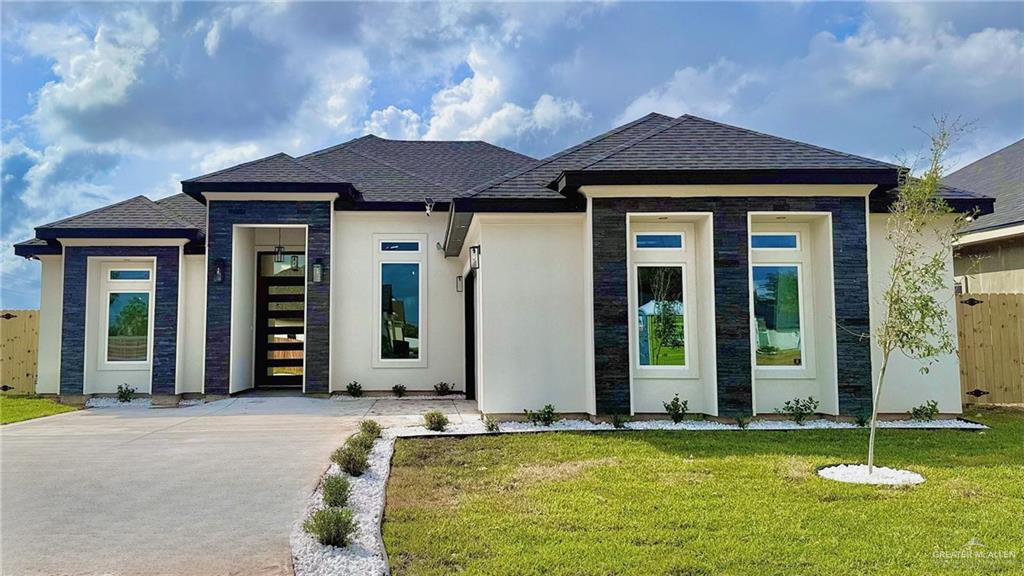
867 119 969 473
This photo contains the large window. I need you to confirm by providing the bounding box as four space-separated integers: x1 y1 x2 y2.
380 262 420 360
636 266 686 366
100 264 154 365
752 265 802 366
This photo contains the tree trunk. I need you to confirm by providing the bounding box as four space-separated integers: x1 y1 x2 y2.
867 353 890 474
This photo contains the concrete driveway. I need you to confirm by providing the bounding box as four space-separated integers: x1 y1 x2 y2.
1 395 477 576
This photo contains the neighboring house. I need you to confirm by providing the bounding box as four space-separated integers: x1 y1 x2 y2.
14 113 994 416
949 138 1024 293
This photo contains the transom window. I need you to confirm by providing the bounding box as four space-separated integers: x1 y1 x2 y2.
109 270 151 281
635 233 684 250
380 241 420 252
751 233 799 249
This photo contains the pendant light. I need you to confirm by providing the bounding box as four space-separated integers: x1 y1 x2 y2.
274 228 285 263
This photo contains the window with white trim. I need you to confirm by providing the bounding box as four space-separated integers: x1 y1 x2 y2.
100 263 154 365
373 234 427 366
750 224 809 369
630 224 695 373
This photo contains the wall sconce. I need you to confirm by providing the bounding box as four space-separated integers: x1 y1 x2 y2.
456 275 464 293
312 258 324 283
290 255 300 271
214 258 225 284
469 245 481 270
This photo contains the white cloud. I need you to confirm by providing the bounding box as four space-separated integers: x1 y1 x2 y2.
364 106 424 139
195 143 262 174
618 59 761 124
204 21 221 56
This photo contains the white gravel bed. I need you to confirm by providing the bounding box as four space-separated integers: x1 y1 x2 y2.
818 463 926 485
177 398 206 407
85 397 152 409
292 438 395 576
332 394 465 402
878 418 986 429
626 419 740 430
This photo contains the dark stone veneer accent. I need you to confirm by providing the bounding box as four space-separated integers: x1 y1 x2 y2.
204 201 332 395
591 197 872 416
60 246 180 395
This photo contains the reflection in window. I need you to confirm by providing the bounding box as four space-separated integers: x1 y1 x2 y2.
107 292 150 362
381 263 420 359
753 266 802 366
636 234 683 249
109 270 150 280
636 266 686 366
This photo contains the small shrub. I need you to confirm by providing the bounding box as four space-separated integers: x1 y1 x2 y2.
611 413 629 429
734 415 749 429
854 411 870 427
303 507 356 547
391 384 407 398
346 431 375 452
433 381 455 396
663 394 688 423
482 415 499 433
775 396 819 425
346 381 363 397
116 384 136 403
424 410 449 431
322 475 350 508
359 419 382 438
910 400 940 421
524 404 557 426
331 445 369 476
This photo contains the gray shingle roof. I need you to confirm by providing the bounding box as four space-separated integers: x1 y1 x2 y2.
155 193 207 234
184 152 347 185
581 115 896 171
36 195 199 237
944 138 1023 232
464 112 676 199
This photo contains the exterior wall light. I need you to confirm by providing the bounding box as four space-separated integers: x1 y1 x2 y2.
312 258 324 283
214 258 225 284
469 245 481 270
456 275 464 293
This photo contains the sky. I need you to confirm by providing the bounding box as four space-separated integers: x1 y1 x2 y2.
2 1 1022 308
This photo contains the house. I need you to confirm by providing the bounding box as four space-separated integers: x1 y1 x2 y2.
14 113 995 417
949 138 1023 293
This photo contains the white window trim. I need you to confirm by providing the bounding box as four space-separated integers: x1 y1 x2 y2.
633 232 685 251
629 222 698 379
749 222 814 379
98 261 156 372
371 233 428 368
750 232 800 251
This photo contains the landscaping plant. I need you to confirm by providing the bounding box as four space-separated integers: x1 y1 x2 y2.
331 445 370 476
116 383 136 403
482 415 500 433
663 394 688 423
433 381 455 396
322 475 351 508
866 119 966 473
776 397 819 425
304 507 356 547
611 413 629 429
346 381 363 397
524 404 557 426
424 410 449 431
734 415 749 429
360 419 383 438
854 411 870 428
346 431 376 452
392 384 407 398
910 400 940 421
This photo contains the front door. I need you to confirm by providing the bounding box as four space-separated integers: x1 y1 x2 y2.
255 252 305 388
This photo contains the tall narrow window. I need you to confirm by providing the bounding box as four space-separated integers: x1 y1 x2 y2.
752 265 802 366
107 292 150 362
381 262 420 360
636 266 686 366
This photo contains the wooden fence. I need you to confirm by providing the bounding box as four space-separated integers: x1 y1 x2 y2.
957 293 1024 404
1 310 39 394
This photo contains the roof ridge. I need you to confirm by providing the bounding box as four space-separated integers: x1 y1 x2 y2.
37 195 150 228
461 112 674 198
335 144 460 194
679 114 896 169
298 134 377 161
183 152 291 183
147 196 199 230
575 115 695 171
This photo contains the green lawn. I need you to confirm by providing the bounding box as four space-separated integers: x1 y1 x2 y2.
0 395 78 424
384 408 1023 576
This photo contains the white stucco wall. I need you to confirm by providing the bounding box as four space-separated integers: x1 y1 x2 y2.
868 213 962 414
178 255 206 394
36 256 63 394
332 212 464 392
471 215 589 414
229 228 255 394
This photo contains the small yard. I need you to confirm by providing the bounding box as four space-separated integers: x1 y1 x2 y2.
384 408 1023 575
0 395 78 424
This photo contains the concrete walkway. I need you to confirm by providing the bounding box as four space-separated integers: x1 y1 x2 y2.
0 395 478 576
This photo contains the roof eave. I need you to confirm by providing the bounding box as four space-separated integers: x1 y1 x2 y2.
35 228 203 241
181 181 355 203
13 240 62 259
